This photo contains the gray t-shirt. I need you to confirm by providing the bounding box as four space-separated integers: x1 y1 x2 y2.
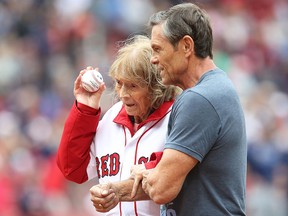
162 69 247 216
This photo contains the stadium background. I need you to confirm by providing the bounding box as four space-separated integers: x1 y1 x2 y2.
0 0 287 215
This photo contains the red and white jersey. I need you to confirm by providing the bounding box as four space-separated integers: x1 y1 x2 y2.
57 100 173 216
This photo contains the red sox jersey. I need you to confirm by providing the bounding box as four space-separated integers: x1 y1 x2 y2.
57 100 174 216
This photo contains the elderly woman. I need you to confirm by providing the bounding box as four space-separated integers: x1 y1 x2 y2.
56 35 180 216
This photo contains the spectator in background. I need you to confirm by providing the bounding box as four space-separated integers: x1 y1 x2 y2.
0 0 287 215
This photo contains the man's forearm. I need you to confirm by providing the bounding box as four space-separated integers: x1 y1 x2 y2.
113 179 150 201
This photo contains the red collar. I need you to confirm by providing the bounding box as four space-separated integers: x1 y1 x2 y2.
113 100 174 136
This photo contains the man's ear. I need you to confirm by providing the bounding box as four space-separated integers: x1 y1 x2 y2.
182 35 194 55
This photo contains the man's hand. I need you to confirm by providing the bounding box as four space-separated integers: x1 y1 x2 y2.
90 183 119 213
140 169 152 196
130 164 151 198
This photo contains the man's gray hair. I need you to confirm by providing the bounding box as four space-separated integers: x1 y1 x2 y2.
149 3 213 59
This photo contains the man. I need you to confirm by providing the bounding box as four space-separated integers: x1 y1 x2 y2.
90 3 247 215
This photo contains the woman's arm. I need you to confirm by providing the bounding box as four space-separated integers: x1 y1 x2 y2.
56 102 100 183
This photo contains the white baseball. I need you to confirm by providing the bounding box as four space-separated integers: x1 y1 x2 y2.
81 70 104 92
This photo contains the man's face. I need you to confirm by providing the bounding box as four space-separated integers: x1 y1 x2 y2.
150 25 187 86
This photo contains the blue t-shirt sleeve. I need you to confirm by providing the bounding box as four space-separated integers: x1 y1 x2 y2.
165 90 221 162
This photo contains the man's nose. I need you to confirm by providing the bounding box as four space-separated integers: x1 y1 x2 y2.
150 56 158 64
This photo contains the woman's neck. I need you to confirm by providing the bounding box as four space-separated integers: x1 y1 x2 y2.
133 108 155 124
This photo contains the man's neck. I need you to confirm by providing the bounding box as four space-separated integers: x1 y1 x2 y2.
180 57 216 90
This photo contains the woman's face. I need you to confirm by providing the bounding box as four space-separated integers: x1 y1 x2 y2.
115 78 152 123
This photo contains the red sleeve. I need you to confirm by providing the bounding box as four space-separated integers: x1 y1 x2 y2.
144 152 163 169
56 101 101 184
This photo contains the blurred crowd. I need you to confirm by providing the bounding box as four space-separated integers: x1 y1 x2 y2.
0 0 287 215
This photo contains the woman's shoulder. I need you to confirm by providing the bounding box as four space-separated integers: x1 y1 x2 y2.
102 101 123 118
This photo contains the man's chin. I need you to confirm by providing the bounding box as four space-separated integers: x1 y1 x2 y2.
161 78 171 86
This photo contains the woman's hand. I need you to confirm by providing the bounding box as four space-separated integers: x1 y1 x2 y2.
74 66 106 109
90 183 119 213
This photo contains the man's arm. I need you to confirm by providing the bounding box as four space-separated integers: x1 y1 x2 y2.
141 148 198 204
